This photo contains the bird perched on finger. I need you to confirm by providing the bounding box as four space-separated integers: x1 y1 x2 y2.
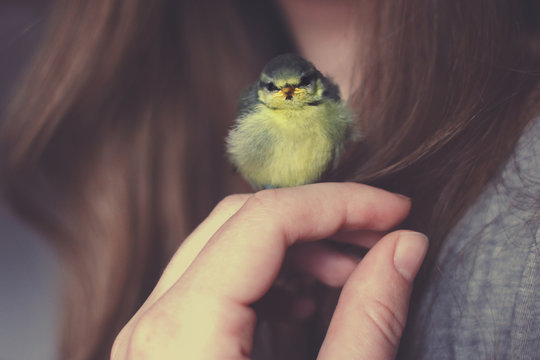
226 53 359 190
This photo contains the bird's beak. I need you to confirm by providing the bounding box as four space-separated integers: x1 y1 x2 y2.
281 86 295 100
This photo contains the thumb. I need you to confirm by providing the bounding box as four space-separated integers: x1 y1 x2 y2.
318 230 428 360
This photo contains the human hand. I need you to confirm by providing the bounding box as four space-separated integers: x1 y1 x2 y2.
111 183 428 359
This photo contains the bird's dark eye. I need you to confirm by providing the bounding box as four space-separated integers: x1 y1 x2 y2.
298 75 313 87
264 82 279 91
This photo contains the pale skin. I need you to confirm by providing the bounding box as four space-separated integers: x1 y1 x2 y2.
279 0 361 99
113 3 428 358
111 183 428 359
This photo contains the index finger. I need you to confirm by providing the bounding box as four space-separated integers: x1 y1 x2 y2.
175 182 411 305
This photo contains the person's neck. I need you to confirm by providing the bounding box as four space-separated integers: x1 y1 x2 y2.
278 0 359 100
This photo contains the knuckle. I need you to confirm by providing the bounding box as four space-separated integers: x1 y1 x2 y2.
128 313 161 353
212 194 250 214
244 188 281 210
111 327 128 359
360 297 405 348
352 198 379 226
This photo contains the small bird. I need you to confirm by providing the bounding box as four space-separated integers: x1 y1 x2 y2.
226 54 358 190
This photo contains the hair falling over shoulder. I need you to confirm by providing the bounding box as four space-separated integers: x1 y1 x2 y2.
2 0 540 358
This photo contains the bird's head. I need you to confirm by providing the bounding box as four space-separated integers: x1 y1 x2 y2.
257 54 326 109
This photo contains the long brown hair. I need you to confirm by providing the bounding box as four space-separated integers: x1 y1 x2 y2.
2 0 539 358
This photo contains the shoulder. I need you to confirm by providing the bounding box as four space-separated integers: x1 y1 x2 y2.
405 116 540 359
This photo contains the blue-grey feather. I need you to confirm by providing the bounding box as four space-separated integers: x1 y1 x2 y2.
262 53 315 79
321 76 341 101
237 83 260 118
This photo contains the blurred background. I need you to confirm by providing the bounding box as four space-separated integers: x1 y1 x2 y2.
0 1 58 359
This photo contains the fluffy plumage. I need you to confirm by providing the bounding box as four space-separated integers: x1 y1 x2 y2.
226 54 358 190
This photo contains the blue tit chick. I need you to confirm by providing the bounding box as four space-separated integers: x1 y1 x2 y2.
226 53 358 190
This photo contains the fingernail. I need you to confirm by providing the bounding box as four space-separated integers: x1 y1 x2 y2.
393 231 429 282
395 193 411 201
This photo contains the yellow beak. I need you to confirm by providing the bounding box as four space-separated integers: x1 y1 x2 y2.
280 86 295 100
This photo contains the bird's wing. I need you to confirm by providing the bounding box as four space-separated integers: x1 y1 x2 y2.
330 105 360 170
321 76 341 102
237 82 260 118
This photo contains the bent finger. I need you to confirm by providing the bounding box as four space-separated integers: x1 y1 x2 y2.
286 243 359 287
145 194 252 305
173 182 411 305
330 229 384 248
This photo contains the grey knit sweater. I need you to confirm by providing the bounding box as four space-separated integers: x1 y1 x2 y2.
403 116 540 359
